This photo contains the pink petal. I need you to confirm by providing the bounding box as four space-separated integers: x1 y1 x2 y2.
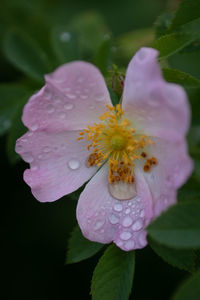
139 137 193 218
22 61 112 132
15 130 97 202
76 165 154 251
122 47 190 142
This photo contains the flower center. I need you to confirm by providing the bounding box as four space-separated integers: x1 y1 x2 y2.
110 134 126 150
78 104 158 200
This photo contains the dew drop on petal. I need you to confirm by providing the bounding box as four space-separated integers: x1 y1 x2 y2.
138 231 147 247
15 144 23 153
113 203 123 212
77 76 84 83
138 49 146 60
124 240 135 250
132 219 143 231
109 181 137 201
44 88 52 100
68 159 80 170
66 93 76 99
23 152 34 163
94 220 105 230
125 208 131 214
80 94 88 100
120 231 132 241
95 92 106 102
122 216 133 227
58 112 66 119
108 214 119 225
30 124 38 131
43 146 51 153
140 209 145 218
64 103 74 110
46 105 55 114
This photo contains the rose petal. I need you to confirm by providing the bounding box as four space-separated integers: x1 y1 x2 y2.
137 137 193 217
76 165 153 251
16 130 97 202
122 47 190 142
22 61 112 132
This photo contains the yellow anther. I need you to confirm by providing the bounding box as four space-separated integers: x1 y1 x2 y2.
78 104 157 183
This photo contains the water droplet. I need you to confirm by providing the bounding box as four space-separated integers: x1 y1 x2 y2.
120 231 132 241
113 203 123 212
89 104 95 110
21 138 27 143
64 103 74 110
67 93 76 99
140 209 145 218
58 111 66 119
30 124 38 131
125 208 131 214
60 32 71 42
43 146 51 153
46 105 55 113
77 76 83 83
108 214 119 225
122 216 133 227
138 49 146 60
80 94 88 100
15 144 23 153
95 92 106 102
94 220 105 230
27 132 33 137
138 231 147 247
68 159 80 170
23 152 34 163
132 219 143 231
124 240 135 250
44 88 52 100
32 165 39 171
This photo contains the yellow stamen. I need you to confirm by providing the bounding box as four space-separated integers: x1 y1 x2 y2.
78 104 157 185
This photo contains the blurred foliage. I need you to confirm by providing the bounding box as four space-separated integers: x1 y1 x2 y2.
1 0 200 299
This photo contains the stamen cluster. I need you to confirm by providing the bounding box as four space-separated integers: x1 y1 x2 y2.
78 104 156 184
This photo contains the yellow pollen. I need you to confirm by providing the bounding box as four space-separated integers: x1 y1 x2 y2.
110 134 126 150
78 104 157 184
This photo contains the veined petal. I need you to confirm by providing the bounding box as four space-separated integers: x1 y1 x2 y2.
22 61 112 132
122 47 190 142
137 137 193 217
16 130 97 202
76 164 153 251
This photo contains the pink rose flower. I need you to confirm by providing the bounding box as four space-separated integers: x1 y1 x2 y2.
16 47 193 251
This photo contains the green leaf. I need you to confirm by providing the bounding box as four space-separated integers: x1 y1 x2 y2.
169 0 200 31
172 269 200 300
0 83 29 136
91 244 135 300
7 93 32 164
154 12 174 38
66 226 104 264
163 68 200 87
3 29 50 82
51 27 80 64
149 238 196 272
187 87 200 126
94 36 112 75
147 202 200 249
153 32 195 59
